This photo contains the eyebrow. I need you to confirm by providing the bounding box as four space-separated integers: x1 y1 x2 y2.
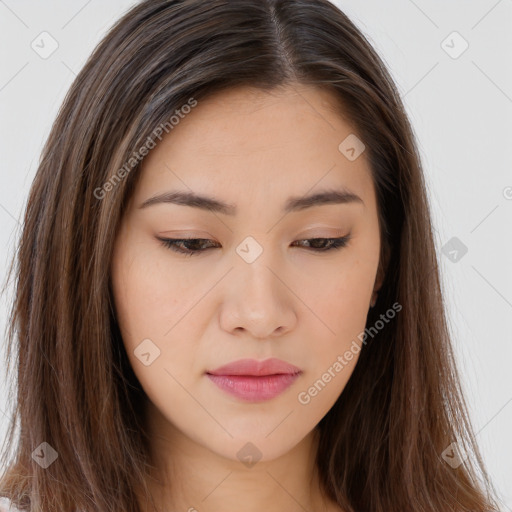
138 188 364 215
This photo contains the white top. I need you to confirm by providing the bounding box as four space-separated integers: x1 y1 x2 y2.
0 497 22 511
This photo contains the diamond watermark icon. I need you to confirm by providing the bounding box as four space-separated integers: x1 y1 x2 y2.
236 236 263 264
338 133 366 161
236 442 263 468
31 31 59 59
441 441 469 468
134 338 161 366
32 442 59 469
441 236 468 263
441 31 469 60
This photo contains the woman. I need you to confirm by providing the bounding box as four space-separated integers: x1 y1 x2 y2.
0 0 501 511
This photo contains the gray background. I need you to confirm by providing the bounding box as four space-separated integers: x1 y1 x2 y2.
0 0 511 507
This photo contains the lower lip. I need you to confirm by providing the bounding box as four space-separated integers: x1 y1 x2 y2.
206 373 301 402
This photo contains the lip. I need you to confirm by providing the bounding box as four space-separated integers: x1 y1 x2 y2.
206 358 302 402
208 357 301 376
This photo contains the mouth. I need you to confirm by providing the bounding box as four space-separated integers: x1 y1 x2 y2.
206 357 302 402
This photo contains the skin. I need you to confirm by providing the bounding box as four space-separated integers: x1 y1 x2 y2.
110 83 384 512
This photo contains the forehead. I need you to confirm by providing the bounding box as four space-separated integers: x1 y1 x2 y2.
132 84 374 211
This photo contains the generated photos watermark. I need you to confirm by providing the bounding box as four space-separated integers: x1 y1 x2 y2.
94 97 198 200
297 301 402 405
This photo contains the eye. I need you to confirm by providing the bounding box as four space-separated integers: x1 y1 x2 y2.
157 236 351 256
157 237 219 257
291 236 350 251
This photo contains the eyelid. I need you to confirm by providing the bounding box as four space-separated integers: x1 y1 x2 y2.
297 229 347 239
157 227 346 239
157 230 215 238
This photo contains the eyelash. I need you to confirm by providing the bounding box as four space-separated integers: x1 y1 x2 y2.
156 235 351 257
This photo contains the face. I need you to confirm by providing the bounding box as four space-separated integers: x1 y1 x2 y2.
110 84 382 464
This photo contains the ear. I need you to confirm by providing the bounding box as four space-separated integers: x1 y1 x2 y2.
371 241 390 300
370 266 383 307
373 258 385 293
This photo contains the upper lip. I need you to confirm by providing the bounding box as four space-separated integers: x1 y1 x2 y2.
207 358 302 376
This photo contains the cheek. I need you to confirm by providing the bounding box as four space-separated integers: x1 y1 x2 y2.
308 253 377 342
295 278 366 413
110 240 197 389
298 250 377 398
111 238 190 340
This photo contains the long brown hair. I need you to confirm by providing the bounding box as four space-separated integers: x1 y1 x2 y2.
0 1 501 510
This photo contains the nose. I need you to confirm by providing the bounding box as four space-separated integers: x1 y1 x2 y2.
219 255 298 340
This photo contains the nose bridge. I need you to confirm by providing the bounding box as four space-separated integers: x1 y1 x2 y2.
220 234 296 338
235 234 285 311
